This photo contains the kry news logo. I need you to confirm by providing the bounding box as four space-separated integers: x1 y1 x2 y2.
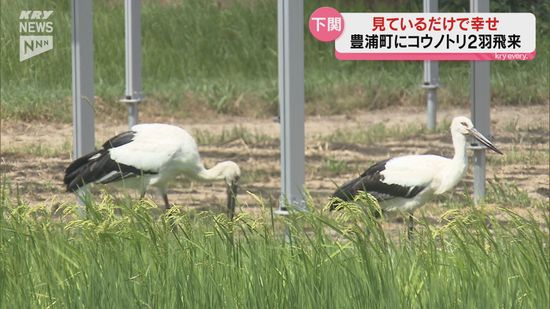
19 10 54 62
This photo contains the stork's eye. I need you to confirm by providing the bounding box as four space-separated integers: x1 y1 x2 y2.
460 121 468 126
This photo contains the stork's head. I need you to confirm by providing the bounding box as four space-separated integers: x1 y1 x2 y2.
217 161 241 219
451 116 503 154
217 161 240 185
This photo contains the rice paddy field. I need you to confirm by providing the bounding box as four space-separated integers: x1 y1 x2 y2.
1 0 549 308
1 194 548 308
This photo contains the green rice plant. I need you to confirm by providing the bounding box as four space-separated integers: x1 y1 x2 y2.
1 186 548 308
435 179 544 210
486 178 534 208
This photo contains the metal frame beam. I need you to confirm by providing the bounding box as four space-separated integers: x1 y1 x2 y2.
277 0 305 213
470 0 491 203
121 0 143 128
423 0 439 130
71 0 95 158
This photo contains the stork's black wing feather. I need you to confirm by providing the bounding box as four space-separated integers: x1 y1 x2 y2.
330 159 425 210
102 131 136 149
64 131 136 180
63 131 156 191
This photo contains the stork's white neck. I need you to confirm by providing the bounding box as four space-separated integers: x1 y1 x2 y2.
451 130 468 164
431 129 469 195
196 163 227 181
194 161 240 184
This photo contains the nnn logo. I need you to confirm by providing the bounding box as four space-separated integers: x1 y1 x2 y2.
19 10 54 61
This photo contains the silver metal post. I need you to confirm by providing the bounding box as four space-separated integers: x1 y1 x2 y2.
276 0 305 215
470 0 491 203
121 0 143 128
71 0 95 158
423 0 439 130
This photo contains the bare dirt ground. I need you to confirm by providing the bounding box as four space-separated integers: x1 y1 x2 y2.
1 105 548 236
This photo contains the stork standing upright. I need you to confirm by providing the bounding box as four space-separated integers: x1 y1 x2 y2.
330 116 503 238
64 123 241 217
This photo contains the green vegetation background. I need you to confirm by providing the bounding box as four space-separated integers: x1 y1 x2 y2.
1 0 548 121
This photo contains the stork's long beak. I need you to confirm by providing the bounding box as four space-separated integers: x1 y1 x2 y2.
226 181 238 220
468 128 503 155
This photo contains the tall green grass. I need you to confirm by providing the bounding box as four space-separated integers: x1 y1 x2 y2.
1 0 548 121
1 185 548 308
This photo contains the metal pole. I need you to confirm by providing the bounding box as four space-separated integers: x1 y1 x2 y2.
423 0 439 130
276 0 305 215
121 0 143 128
71 0 95 158
470 0 491 203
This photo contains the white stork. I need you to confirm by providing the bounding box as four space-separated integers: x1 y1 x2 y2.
330 116 502 238
64 123 241 217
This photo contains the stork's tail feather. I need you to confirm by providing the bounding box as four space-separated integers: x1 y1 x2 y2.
64 150 102 192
